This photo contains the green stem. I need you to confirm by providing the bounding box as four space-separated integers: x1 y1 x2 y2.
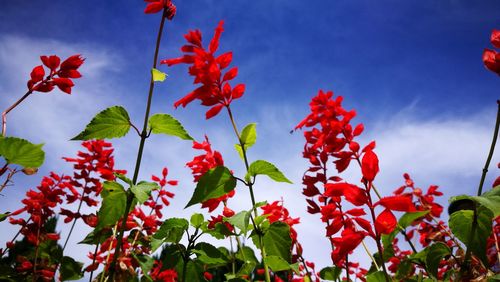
107 11 168 281
225 105 271 282
462 100 500 274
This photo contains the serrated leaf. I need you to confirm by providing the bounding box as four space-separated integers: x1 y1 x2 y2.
60 256 84 281
95 181 127 231
449 207 493 265
72 106 131 140
193 242 229 266
226 211 250 234
185 166 236 208
319 266 341 281
151 68 167 82
131 181 159 204
153 218 188 243
190 213 204 228
264 255 292 272
148 114 192 140
425 242 450 279
246 160 292 184
0 137 44 168
399 210 430 229
263 222 292 262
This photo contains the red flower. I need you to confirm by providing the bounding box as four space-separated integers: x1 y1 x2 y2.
376 195 416 212
144 0 176 20
27 54 84 94
491 29 500 48
161 21 245 119
331 228 366 266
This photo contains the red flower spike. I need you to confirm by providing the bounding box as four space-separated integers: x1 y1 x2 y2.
361 149 379 182
375 209 397 234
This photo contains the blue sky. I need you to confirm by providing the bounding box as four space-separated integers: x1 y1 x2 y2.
1 0 500 278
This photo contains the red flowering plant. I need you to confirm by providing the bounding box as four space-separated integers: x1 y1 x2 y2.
0 2 499 282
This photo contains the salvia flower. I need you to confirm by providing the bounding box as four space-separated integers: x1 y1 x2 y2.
483 29 500 75
27 54 84 94
144 0 176 19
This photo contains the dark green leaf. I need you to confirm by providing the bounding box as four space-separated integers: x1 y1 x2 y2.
79 228 112 245
263 221 292 262
246 160 292 183
133 254 155 276
319 267 341 281
236 246 258 264
185 166 236 208
190 213 204 228
449 207 493 265
193 242 229 266
237 261 256 276
425 242 450 279
450 190 500 217
0 137 44 168
226 211 250 234
148 114 192 140
131 181 159 204
153 218 189 244
72 106 131 140
60 256 83 281
95 181 127 231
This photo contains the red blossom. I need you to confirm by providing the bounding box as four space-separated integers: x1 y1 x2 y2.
361 149 379 182
27 54 84 94
144 0 176 20
375 209 397 234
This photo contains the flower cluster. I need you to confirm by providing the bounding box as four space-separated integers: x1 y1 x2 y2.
162 21 245 119
483 29 500 75
145 167 177 218
27 54 84 94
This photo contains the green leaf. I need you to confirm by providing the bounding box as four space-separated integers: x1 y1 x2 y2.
185 166 236 208
234 144 244 160
131 181 159 204
190 213 204 228
263 222 292 262
133 254 155 275
395 259 413 280
60 256 83 281
0 137 44 168
450 189 500 217
0 212 10 222
72 106 131 140
449 206 493 265
398 210 430 229
425 242 450 279
319 267 341 281
240 123 257 147
264 255 292 272
366 271 387 282
148 114 193 140
115 173 132 185
237 261 256 276
235 246 258 264
226 211 250 234
246 160 292 184
488 274 500 281
79 228 112 245
151 68 167 82
153 218 189 244
95 181 127 231
193 242 229 266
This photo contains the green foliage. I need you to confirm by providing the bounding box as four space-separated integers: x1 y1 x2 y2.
319 267 341 281
133 254 155 277
264 255 292 272
450 187 500 217
226 211 250 234
193 242 230 267
95 181 127 231
366 271 387 282
130 181 159 204
0 137 44 168
425 242 450 279
235 123 257 159
449 206 493 265
190 213 204 228
0 212 10 222
398 210 430 229
72 106 131 140
60 256 84 281
153 218 189 244
263 221 292 262
246 160 292 183
151 68 167 82
185 166 236 208
148 113 193 140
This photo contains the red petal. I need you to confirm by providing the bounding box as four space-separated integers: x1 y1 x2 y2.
144 2 164 14
377 195 415 212
375 209 397 234
353 123 364 136
30 65 45 82
231 84 245 99
491 29 500 49
344 184 367 206
208 21 224 54
222 67 238 82
216 52 233 69
361 149 379 182
40 55 60 71
205 104 224 119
